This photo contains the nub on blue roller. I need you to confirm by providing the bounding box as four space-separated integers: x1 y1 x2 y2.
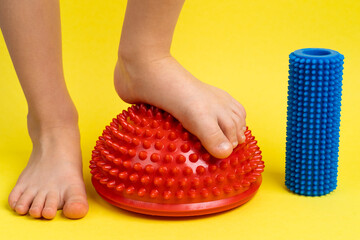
285 48 344 196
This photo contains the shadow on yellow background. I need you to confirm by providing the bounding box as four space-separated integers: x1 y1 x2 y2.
0 0 359 239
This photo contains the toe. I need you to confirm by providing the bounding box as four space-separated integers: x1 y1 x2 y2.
8 186 24 210
232 112 246 144
232 99 247 119
219 114 238 148
29 192 46 218
42 191 59 219
231 103 247 144
14 189 36 215
232 114 244 145
62 185 88 219
186 116 233 159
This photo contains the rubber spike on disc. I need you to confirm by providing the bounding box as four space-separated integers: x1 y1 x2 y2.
90 104 265 217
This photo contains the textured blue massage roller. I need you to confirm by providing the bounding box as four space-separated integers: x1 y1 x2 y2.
285 48 344 196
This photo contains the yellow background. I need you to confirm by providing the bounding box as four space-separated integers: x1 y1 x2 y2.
0 0 359 239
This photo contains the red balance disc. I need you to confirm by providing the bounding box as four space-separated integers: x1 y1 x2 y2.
90 104 264 217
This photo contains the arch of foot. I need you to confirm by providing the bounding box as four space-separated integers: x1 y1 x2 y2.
90 104 264 204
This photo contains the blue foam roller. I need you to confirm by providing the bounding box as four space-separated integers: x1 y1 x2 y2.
285 48 344 196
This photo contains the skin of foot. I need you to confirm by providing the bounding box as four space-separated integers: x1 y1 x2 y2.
114 53 247 159
3 0 244 220
8 114 89 219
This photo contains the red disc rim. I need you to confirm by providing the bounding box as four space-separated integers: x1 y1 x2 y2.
92 176 262 217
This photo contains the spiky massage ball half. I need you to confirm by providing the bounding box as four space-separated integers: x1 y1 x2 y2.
90 104 264 216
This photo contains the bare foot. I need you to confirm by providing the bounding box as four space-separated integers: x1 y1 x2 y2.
8 114 88 219
114 54 246 159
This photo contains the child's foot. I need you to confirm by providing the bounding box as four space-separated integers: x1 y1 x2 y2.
8 114 88 219
114 54 246 159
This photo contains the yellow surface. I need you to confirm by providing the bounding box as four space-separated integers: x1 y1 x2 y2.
0 0 359 239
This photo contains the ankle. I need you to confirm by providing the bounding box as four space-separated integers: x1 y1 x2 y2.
118 43 171 66
27 105 79 140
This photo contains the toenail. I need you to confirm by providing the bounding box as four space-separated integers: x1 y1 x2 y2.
232 141 238 147
15 205 24 212
218 142 231 151
11 202 17 209
242 126 246 131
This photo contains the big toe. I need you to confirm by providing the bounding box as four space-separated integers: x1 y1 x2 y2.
62 185 88 219
63 202 88 219
186 117 233 159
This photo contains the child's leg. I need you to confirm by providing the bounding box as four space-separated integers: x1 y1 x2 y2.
115 0 246 159
0 0 88 219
